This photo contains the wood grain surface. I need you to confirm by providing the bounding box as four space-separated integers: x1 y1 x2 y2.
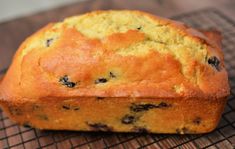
0 0 235 149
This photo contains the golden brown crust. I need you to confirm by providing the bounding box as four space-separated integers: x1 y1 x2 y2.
0 31 229 99
0 10 230 101
0 10 230 133
0 96 227 134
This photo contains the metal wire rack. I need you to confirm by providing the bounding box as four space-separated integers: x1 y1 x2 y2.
0 8 235 149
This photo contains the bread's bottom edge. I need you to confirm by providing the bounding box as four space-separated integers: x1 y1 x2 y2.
0 97 227 134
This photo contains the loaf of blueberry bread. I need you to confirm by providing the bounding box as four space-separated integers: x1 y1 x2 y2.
0 10 230 134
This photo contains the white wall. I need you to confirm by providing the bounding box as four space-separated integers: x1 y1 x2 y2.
0 0 85 23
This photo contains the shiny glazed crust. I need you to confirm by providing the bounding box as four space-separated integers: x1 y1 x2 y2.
0 10 230 133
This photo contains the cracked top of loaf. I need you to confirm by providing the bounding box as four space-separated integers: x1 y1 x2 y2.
0 10 230 100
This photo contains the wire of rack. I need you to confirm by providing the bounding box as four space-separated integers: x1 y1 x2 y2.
0 8 235 149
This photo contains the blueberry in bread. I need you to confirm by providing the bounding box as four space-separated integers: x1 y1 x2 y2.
0 10 230 134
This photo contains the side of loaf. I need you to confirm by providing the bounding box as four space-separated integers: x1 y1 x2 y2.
0 96 227 133
0 10 230 134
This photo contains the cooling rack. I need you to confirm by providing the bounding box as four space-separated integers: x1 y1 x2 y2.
0 8 235 149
